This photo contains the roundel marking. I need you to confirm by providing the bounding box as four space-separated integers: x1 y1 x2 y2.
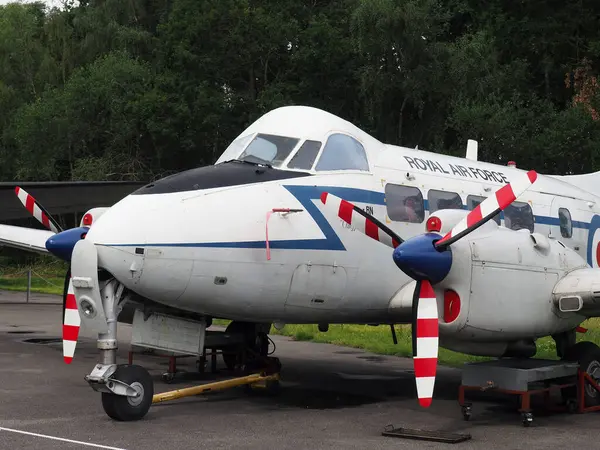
586 215 600 267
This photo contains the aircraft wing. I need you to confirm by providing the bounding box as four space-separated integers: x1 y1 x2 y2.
0 224 54 254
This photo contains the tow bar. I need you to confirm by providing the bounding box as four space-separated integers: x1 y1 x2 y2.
152 356 282 405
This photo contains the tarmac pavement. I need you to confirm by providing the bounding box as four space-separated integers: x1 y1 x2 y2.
0 291 598 449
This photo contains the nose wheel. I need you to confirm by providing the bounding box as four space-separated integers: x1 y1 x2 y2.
101 365 154 422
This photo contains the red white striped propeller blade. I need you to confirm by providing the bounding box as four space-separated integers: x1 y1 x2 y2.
413 279 438 408
435 170 537 249
62 276 80 364
14 186 62 234
320 192 403 248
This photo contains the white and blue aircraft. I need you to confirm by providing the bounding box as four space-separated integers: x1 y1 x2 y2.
2 105 600 420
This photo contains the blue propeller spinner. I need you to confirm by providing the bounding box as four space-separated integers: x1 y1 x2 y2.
392 233 452 283
45 226 90 262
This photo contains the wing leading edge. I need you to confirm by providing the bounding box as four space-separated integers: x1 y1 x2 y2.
0 224 53 253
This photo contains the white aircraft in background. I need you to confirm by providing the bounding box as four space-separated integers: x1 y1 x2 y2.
2 105 600 421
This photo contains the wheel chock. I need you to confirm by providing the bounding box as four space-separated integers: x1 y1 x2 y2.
152 373 280 404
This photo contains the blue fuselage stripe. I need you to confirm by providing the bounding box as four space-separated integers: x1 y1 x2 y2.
105 185 591 251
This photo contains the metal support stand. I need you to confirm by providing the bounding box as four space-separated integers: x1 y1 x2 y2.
26 269 31 303
457 358 582 426
577 370 600 413
459 379 575 426
128 345 223 384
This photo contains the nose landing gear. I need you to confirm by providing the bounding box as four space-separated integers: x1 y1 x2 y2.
100 365 154 421
82 280 276 422
80 277 154 421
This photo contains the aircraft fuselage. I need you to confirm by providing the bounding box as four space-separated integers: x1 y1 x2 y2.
83 106 600 337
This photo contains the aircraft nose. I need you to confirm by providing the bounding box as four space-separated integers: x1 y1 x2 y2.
81 193 152 272
83 193 153 246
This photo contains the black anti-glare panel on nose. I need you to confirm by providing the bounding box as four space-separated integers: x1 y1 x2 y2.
132 160 311 195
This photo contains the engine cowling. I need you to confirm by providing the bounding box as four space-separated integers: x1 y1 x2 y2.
552 268 600 316
434 224 588 349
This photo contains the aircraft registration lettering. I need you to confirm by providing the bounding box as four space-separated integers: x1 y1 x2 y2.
403 156 509 184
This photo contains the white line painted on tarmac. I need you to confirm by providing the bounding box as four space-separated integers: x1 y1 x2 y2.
0 426 127 450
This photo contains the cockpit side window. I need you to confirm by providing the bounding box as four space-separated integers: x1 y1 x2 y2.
287 140 322 170
238 133 300 167
315 133 369 172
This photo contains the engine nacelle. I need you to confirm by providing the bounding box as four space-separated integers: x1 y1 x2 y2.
440 337 537 358
436 224 588 348
552 268 600 316
79 207 110 228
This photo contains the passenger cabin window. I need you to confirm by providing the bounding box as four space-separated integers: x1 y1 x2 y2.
238 133 299 167
559 208 572 238
385 184 424 223
467 195 501 224
504 201 534 232
287 140 321 170
315 133 369 172
428 190 463 213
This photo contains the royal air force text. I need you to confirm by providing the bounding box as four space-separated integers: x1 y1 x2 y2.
404 156 509 184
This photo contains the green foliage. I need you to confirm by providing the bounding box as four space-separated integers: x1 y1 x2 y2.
211 320 600 367
0 0 599 181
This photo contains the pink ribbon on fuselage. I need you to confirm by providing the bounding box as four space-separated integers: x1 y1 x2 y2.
266 208 294 260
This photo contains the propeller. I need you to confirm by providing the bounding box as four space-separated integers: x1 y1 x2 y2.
62 268 80 364
14 186 85 364
320 169 538 407
15 187 63 234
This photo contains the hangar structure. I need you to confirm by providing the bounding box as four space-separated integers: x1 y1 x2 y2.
0 181 146 229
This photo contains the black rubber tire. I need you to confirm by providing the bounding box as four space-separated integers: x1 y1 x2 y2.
563 341 600 407
222 352 237 371
223 322 248 370
222 322 264 370
101 364 154 421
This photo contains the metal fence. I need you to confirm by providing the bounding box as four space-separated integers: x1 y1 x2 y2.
0 267 62 304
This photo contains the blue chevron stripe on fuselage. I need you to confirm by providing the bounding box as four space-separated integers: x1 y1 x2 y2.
107 185 591 254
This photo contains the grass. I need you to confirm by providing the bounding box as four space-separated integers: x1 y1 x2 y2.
0 257 66 296
214 319 600 368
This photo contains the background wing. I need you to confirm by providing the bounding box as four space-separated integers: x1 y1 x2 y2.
0 224 53 253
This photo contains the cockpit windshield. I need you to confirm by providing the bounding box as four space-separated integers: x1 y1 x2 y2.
216 133 300 168
216 131 370 173
238 133 300 167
